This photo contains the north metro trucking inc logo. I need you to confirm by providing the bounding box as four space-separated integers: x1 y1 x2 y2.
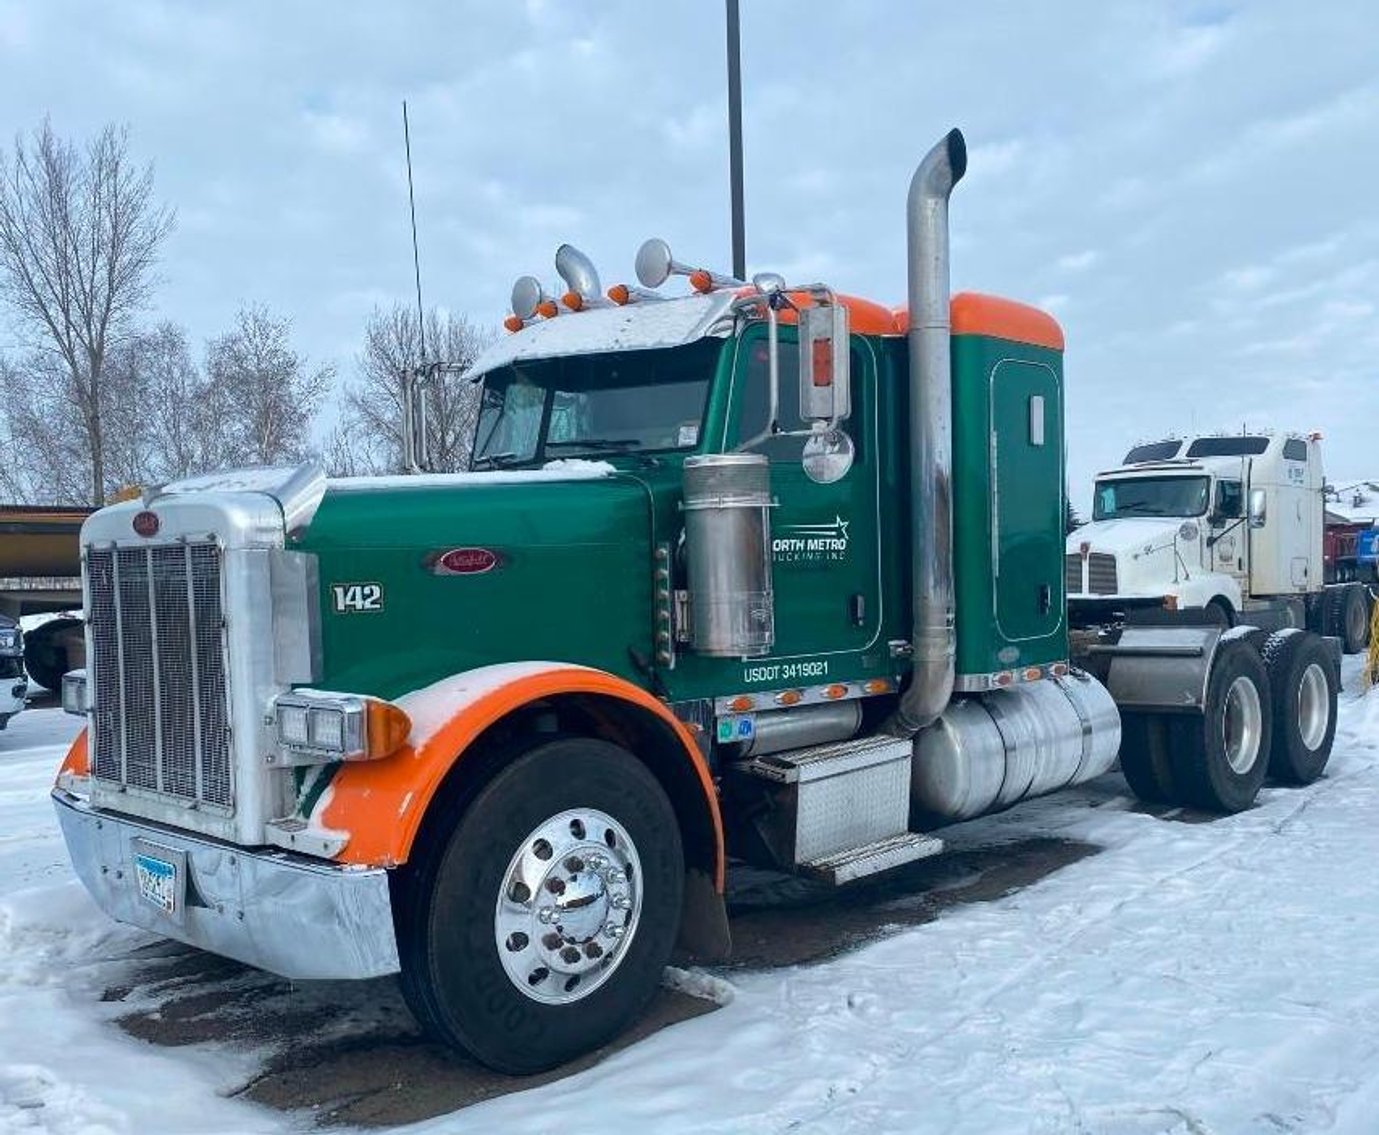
773 516 850 563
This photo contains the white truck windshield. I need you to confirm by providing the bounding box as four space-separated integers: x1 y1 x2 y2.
1094 476 1210 520
470 339 718 468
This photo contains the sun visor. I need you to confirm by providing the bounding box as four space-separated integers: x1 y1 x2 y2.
464 292 738 382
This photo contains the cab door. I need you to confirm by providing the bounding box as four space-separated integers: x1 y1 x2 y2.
725 324 882 668
1208 476 1249 590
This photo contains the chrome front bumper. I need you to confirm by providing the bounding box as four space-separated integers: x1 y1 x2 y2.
52 789 400 980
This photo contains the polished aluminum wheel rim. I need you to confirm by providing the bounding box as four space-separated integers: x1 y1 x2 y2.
1223 675 1263 775
1297 662 1330 751
494 808 642 1005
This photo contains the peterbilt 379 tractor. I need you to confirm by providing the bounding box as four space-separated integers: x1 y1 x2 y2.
54 130 1342 1073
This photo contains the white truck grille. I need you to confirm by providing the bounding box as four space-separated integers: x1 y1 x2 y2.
87 543 233 810
1065 552 1119 595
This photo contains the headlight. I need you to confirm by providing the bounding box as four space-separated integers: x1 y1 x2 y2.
0 628 19 654
62 670 88 716
272 690 410 765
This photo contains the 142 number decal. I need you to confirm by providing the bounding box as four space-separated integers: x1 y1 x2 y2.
331 582 383 613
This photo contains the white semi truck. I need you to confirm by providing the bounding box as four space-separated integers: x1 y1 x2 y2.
1067 432 1372 653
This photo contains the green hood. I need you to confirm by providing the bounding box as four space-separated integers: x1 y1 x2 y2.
294 466 656 700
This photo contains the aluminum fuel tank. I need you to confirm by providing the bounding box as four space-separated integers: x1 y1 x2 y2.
911 671 1121 821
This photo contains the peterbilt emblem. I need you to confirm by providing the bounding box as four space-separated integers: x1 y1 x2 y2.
430 547 501 575
132 510 160 538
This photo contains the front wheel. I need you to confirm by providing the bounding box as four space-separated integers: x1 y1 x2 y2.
394 738 684 1074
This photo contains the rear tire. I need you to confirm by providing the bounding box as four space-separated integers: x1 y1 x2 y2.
393 738 683 1074
1169 638 1272 813
1327 585 1370 654
1262 631 1338 785
22 617 82 693
1118 713 1176 803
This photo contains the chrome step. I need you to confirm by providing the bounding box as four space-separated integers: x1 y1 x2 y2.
803 831 945 885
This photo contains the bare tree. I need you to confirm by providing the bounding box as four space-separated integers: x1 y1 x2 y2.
103 322 233 486
0 120 174 503
205 303 332 466
330 304 489 475
0 350 91 504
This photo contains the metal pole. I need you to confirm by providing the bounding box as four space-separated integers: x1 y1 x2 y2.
725 0 746 280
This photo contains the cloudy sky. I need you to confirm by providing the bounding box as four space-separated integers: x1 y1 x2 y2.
2 0 1376 504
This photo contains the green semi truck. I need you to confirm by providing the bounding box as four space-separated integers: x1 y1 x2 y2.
54 129 1340 1073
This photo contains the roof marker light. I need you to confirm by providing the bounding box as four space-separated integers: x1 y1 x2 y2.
607 282 662 305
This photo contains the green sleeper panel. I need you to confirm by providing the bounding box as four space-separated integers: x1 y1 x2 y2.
951 334 1067 677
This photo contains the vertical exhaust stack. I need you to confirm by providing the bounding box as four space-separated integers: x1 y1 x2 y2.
890 128 967 737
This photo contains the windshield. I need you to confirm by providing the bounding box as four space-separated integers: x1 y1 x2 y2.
1094 476 1210 520
470 340 718 468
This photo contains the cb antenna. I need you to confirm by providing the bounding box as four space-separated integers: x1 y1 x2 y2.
403 100 427 364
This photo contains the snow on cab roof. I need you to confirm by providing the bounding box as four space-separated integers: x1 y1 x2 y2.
463 292 738 382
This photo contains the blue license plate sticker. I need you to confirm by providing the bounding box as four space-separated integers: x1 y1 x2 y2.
134 852 178 915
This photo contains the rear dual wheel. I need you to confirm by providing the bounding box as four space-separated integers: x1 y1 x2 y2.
394 739 684 1074
1262 631 1338 785
1168 637 1272 813
1326 585 1370 654
1118 630 1338 812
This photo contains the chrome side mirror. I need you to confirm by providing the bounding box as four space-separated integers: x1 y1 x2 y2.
1248 487 1267 528
802 427 855 484
798 303 850 422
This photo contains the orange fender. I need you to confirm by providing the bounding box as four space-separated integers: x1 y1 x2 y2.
316 663 724 888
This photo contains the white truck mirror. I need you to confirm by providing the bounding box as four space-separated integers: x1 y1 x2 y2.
1248 487 1267 528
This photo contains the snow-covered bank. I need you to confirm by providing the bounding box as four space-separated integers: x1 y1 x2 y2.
3 667 1379 1133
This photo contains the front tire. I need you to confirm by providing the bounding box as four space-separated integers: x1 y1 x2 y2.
1169 638 1272 812
1262 631 1338 785
394 738 683 1074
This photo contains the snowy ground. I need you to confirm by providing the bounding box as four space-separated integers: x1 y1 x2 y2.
4 664 1379 1134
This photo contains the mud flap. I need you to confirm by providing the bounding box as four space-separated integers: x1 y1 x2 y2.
675 868 731 963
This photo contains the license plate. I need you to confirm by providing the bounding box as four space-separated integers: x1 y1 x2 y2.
133 851 179 916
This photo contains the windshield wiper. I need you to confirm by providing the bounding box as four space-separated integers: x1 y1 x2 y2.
545 439 640 452
470 451 525 470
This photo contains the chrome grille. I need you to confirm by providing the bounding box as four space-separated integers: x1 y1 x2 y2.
88 543 232 809
1087 553 1118 595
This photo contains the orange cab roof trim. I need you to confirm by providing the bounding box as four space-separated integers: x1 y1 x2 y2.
891 291 1064 351
731 288 901 337
732 287 1062 348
